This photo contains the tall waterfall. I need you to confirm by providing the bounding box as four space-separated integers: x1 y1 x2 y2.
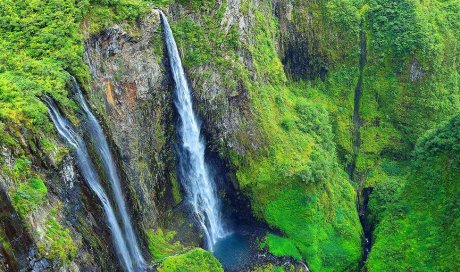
72 78 145 269
45 97 141 272
160 11 228 250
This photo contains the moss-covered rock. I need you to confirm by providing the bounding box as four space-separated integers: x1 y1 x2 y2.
158 248 223 272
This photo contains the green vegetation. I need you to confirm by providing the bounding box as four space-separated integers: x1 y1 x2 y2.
0 0 86 157
356 0 460 178
12 178 48 217
366 114 460 271
4 155 77 264
146 228 188 261
38 208 78 264
158 248 223 272
1 0 459 270
251 264 287 272
235 4 361 271
265 234 302 261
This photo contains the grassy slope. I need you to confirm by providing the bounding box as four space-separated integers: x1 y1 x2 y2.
357 0 460 179
237 8 363 269
361 0 460 270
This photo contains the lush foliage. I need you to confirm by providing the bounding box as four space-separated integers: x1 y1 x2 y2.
250 264 287 272
158 248 223 272
0 0 82 150
356 0 460 178
366 114 460 271
1 0 459 270
264 234 302 261
146 228 188 261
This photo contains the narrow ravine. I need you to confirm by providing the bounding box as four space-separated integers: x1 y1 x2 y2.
350 23 366 180
351 23 372 267
159 11 228 251
45 97 144 272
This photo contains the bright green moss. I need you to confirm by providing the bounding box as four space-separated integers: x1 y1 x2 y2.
146 228 188 261
0 228 13 262
251 264 288 272
0 0 86 152
169 172 182 205
158 248 223 272
39 209 78 264
83 0 157 34
12 178 48 217
265 234 302 261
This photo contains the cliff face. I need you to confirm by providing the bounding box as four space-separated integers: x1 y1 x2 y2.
83 12 173 233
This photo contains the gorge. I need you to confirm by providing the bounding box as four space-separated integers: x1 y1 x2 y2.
1 1 459 272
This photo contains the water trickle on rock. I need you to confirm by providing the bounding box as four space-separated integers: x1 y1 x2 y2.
72 78 146 269
159 11 228 250
45 95 144 272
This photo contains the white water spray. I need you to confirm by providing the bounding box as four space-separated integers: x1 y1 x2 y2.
72 78 145 269
159 11 228 250
45 97 142 272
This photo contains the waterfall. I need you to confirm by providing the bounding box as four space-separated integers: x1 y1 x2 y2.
72 78 145 269
45 97 140 272
160 11 228 250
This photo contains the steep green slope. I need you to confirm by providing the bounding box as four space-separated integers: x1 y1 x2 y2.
356 0 460 180
367 114 460 271
0 0 86 265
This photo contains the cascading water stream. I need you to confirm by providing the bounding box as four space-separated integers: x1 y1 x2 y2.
159 11 228 251
45 97 139 272
71 78 145 269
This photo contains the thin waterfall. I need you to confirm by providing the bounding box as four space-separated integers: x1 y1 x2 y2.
44 97 137 272
71 77 145 268
159 11 228 251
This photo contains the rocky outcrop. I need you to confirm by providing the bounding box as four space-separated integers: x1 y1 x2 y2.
83 11 174 231
0 133 119 271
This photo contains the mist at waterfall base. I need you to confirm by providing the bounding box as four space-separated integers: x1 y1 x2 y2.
45 96 144 272
160 11 255 269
